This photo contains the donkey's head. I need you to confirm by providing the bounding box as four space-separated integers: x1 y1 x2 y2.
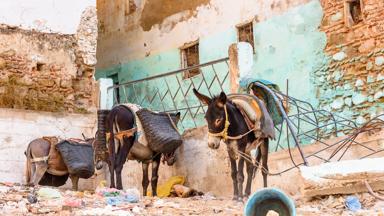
193 89 228 150
162 111 181 166
83 132 104 170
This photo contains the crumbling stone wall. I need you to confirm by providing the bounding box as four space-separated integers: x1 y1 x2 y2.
315 0 384 126
0 7 98 113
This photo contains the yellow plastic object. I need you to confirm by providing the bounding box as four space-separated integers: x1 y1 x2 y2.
37 188 62 199
147 176 185 197
98 180 107 187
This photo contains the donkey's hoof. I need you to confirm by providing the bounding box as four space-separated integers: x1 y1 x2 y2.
233 196 244 202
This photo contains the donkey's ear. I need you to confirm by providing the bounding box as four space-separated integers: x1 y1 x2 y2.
175 112 181 121
193 88 211 105
217 91 227 108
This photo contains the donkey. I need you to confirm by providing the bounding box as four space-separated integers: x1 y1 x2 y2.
25 136 95 191
193 89 274 201
105 105 180 196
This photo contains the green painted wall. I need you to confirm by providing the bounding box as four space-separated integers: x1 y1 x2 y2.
250 0 327 107
96 0 328 144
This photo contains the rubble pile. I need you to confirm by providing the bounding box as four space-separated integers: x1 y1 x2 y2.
2 181 384 215
0 182 243 216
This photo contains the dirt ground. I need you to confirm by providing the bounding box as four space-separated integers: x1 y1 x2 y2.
1 182 384 216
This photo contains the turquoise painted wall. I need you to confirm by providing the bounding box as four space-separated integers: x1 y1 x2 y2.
96 0 327 145
250 0 327 107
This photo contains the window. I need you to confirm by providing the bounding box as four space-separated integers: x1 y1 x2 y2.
36 63 45 71
345 0 363 26
237 22 254 52
181 42 200 79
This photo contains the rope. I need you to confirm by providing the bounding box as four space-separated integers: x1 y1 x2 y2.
106 127 137 142
31 156 49 163
208 104 256 140
208 105 231 140
166 113 181 135
364 180 384 201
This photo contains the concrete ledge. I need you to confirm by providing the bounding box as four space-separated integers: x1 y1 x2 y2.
300 157 384 197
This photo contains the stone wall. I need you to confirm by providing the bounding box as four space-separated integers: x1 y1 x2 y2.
315 0 384 125
0 7 98 113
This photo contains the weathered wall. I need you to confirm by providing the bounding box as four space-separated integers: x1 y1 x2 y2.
0 7 98 113
0 108 97 187
314 0 384 125
96 0 326 130
0 0 95 34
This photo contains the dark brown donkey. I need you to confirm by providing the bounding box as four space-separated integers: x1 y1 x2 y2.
105 105 180 196
25 137 94 190
193 89 275 201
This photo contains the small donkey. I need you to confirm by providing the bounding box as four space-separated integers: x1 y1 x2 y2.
193 89 275 201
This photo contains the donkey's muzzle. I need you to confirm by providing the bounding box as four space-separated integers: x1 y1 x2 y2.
208 135 221 149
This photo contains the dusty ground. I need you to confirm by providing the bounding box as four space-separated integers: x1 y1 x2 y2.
1 182 384 216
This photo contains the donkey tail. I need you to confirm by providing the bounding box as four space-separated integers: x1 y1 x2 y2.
106 107 119 167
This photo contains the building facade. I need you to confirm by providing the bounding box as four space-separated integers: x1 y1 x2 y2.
96 0 384 129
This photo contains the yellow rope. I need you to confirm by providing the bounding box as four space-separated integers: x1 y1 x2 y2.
208 104 257 141
207 105 230 140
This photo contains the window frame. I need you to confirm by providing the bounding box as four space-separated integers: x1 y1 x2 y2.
180 41 200 80
236 21 255 53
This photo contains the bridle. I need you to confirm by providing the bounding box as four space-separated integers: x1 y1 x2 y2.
207 105 231 140
207 104 256 141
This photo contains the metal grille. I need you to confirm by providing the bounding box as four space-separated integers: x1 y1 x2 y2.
107 57 230 131
251 82 384 175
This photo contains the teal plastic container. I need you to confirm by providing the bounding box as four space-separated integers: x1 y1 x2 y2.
244 188 296 216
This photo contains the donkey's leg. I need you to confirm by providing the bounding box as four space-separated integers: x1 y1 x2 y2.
260 139 269 187
115 164 124 190
108 137 117 188
142 163 149 196
237 157 245 201
70 175 79 191
151 154 161 197
229 157 239 200
244 160 254 197
32 162 48 186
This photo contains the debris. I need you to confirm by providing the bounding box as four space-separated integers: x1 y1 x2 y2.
172 184 203 198
345 196 362 212
202 192 216 200
97 186 140 205
124 188 140 203
63 198 83 208
148 176 185 197
27 193 38 204
0 186 10 193
37 187 62 200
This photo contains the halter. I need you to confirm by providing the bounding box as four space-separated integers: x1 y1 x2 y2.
207 104 257 141
208 105 231 141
